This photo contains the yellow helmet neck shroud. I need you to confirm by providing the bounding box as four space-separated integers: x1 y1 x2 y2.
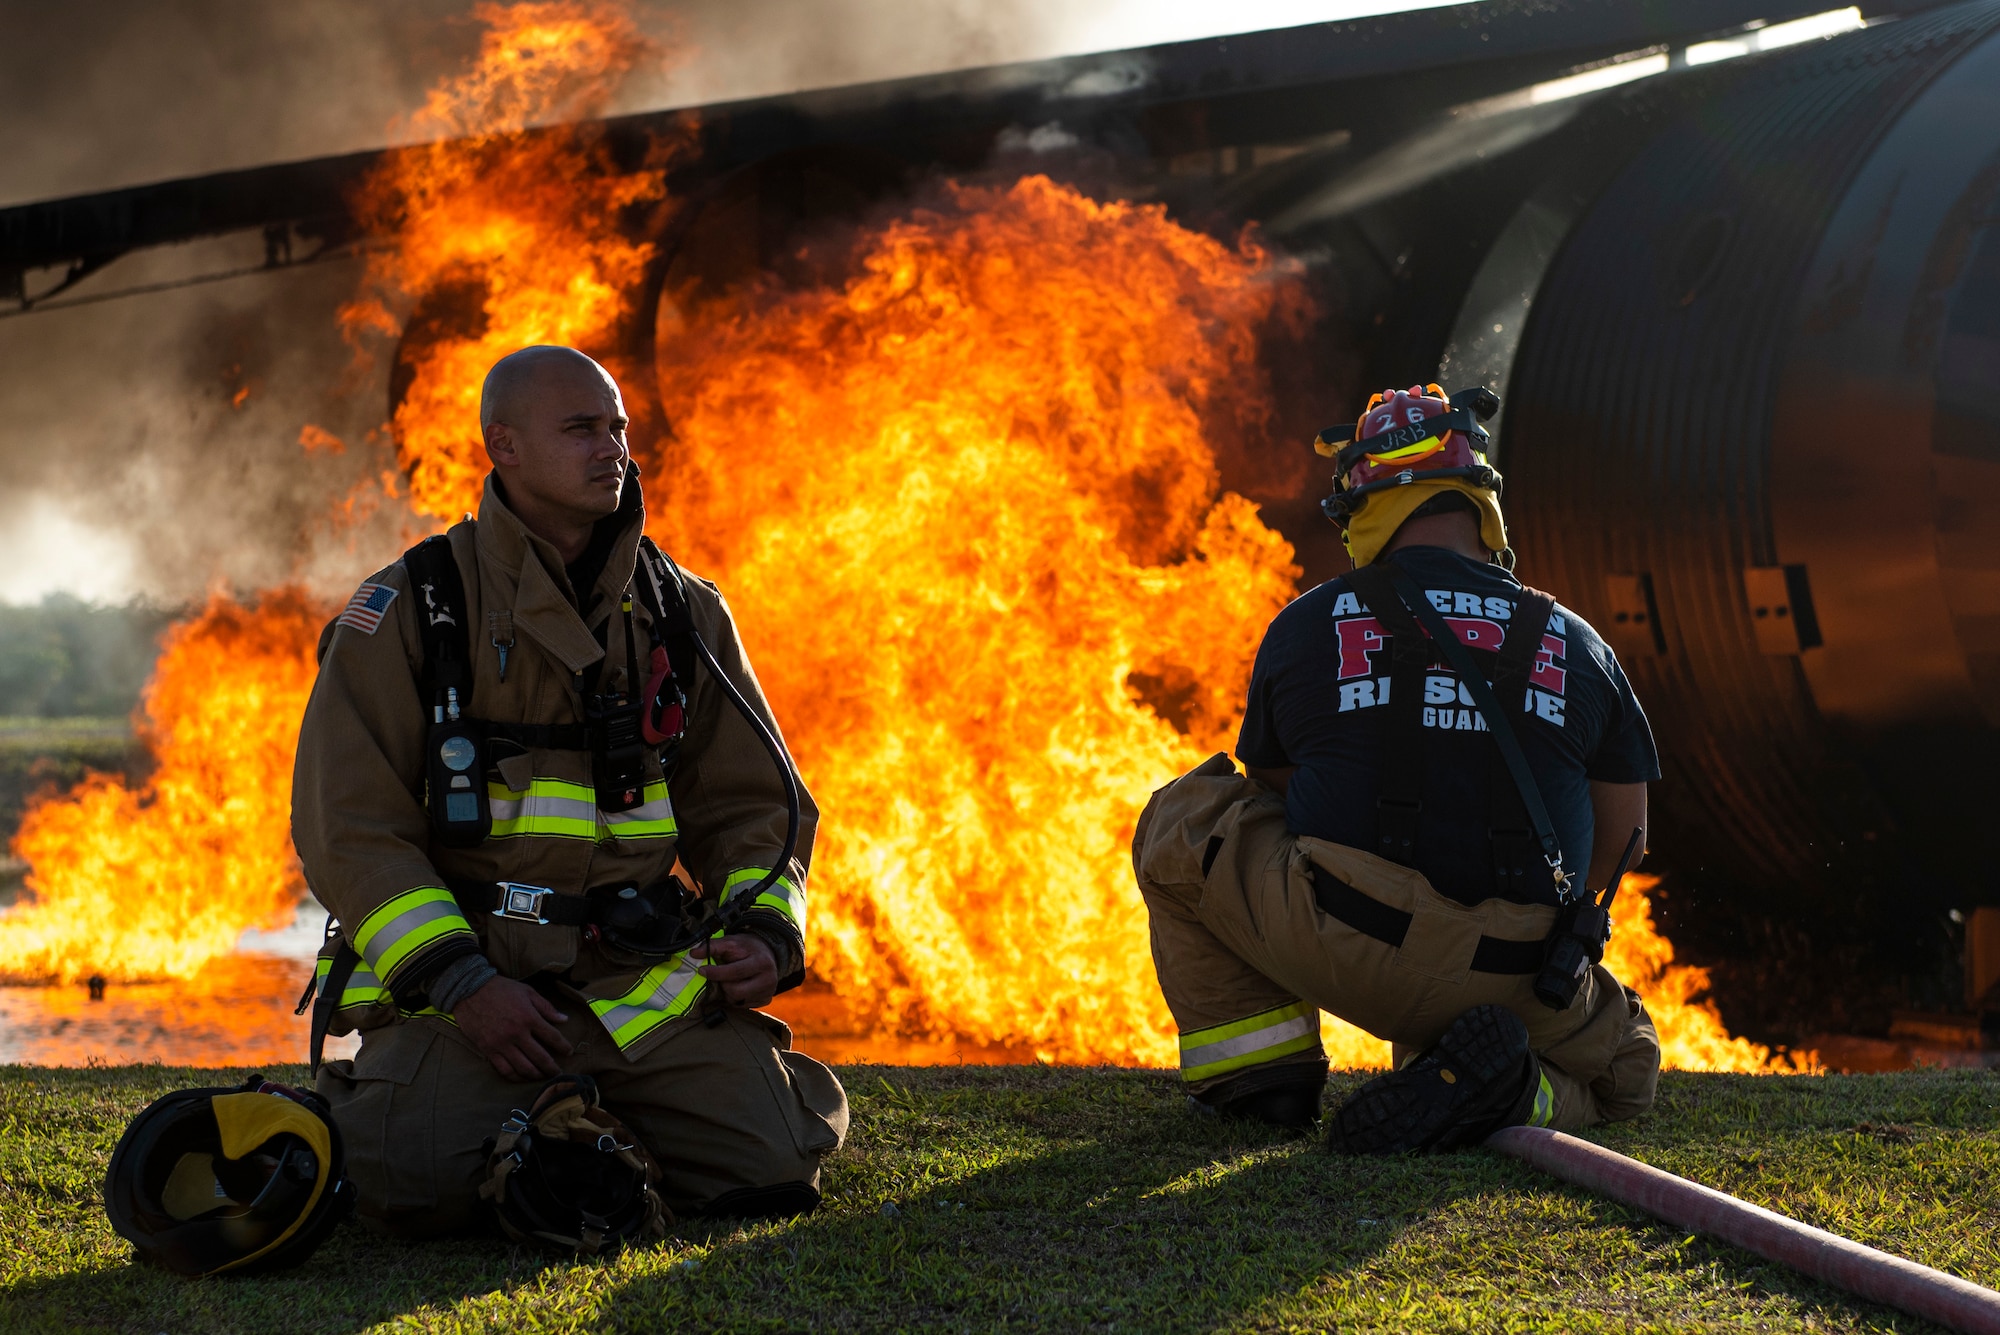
1342 477 1508 568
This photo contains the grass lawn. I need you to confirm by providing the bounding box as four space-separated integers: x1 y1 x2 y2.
0 1063 1995 1333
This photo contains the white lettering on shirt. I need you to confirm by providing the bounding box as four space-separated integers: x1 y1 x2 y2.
1338 677 1394 712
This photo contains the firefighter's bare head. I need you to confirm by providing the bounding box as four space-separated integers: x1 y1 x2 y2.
480 346 630 526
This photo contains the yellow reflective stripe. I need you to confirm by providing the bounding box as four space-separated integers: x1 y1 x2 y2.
1530 1069 1555 1127
602 780 678 840
486 777 600 840
317 954 388 1011
1179 1001 1320 1082
1364 434 1446 464
588 940 713 1050
352 887 473 980
721 867 805 935
316 955 449 1022
484 777 681 842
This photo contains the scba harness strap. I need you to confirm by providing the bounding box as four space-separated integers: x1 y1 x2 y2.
403 533 699 760
1328 561 1623 1010
1341 561 1571 904
300 536 702 1071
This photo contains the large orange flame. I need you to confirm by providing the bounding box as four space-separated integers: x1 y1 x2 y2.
0 0 658 990
0 593 323 983
339 0 680 520
0 0 1803 1078
652 176 1308 1064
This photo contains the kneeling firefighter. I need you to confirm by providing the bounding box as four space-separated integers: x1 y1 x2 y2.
292 345 847 1241
1133 383 1664 1151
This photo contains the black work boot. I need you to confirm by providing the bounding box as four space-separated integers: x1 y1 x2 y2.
1327 1005 1546 1155
1215 1085 1323 1132
1188 1062 1327 1134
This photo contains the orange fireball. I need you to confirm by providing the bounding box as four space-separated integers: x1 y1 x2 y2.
339 0 684 522
0 593 324 984
649 175 1310 1064
1607 875 1818 1073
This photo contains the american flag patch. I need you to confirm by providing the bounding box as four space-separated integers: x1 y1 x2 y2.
336 582 399 635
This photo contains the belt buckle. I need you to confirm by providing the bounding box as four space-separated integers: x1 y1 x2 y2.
494 882 552 925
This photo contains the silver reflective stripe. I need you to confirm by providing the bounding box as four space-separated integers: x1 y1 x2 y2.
592 955 704 1037
1180 1012 1318 1071
356 892 467 975
487 790 598 826
603 790 675 827
740 877 801 911
338 960 388 1007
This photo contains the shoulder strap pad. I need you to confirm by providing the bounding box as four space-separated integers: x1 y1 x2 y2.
633 536 698 700
1343 563 1430 866
1493 587 1556 708
402 535 472 708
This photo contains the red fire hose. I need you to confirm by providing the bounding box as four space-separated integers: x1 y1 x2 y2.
1487 1126 2000 1334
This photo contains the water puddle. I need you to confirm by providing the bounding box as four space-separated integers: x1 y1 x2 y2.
0 939 1040 1068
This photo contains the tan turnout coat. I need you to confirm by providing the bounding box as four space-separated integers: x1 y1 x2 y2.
292 470 816 1059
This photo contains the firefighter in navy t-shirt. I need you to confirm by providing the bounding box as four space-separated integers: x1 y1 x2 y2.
1132 383 1664 1152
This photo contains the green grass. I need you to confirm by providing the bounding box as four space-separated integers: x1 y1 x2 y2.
0 1064 1996 1333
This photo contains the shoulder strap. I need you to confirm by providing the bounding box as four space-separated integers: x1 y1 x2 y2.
1494 586 1556 701
1377 563 1573 902
632 537 699 702
1486 588 1556 899
1343 564 1431 867
402 535 473 713
306 940 359 1076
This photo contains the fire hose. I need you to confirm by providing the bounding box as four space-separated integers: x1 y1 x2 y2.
1486 1126 2000 1334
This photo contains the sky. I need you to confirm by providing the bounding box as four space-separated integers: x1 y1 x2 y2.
0 0 1462 604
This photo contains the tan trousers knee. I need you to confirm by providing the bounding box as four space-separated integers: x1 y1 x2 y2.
1134 754 1661 1131
317 1004 849 1237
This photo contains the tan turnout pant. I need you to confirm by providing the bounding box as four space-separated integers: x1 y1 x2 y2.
1135 754 1660 1131
317 1003 848 1236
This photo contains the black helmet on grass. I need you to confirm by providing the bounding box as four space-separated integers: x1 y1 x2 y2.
103 1075 353 1276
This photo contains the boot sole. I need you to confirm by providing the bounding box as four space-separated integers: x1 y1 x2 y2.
1329 1005 1531 1155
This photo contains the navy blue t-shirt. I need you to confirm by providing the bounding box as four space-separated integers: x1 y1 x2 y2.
1235 547 1661 907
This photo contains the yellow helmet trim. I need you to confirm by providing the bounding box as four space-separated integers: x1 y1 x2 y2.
1363 435 1447 465
205 1093 334 1274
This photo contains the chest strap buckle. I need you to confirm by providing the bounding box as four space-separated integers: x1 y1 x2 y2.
495 882 554 925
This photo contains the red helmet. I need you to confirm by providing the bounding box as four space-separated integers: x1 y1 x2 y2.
1315 383 1502 527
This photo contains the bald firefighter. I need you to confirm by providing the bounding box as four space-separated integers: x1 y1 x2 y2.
1134 384 1663 1152
293 346 846 1238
